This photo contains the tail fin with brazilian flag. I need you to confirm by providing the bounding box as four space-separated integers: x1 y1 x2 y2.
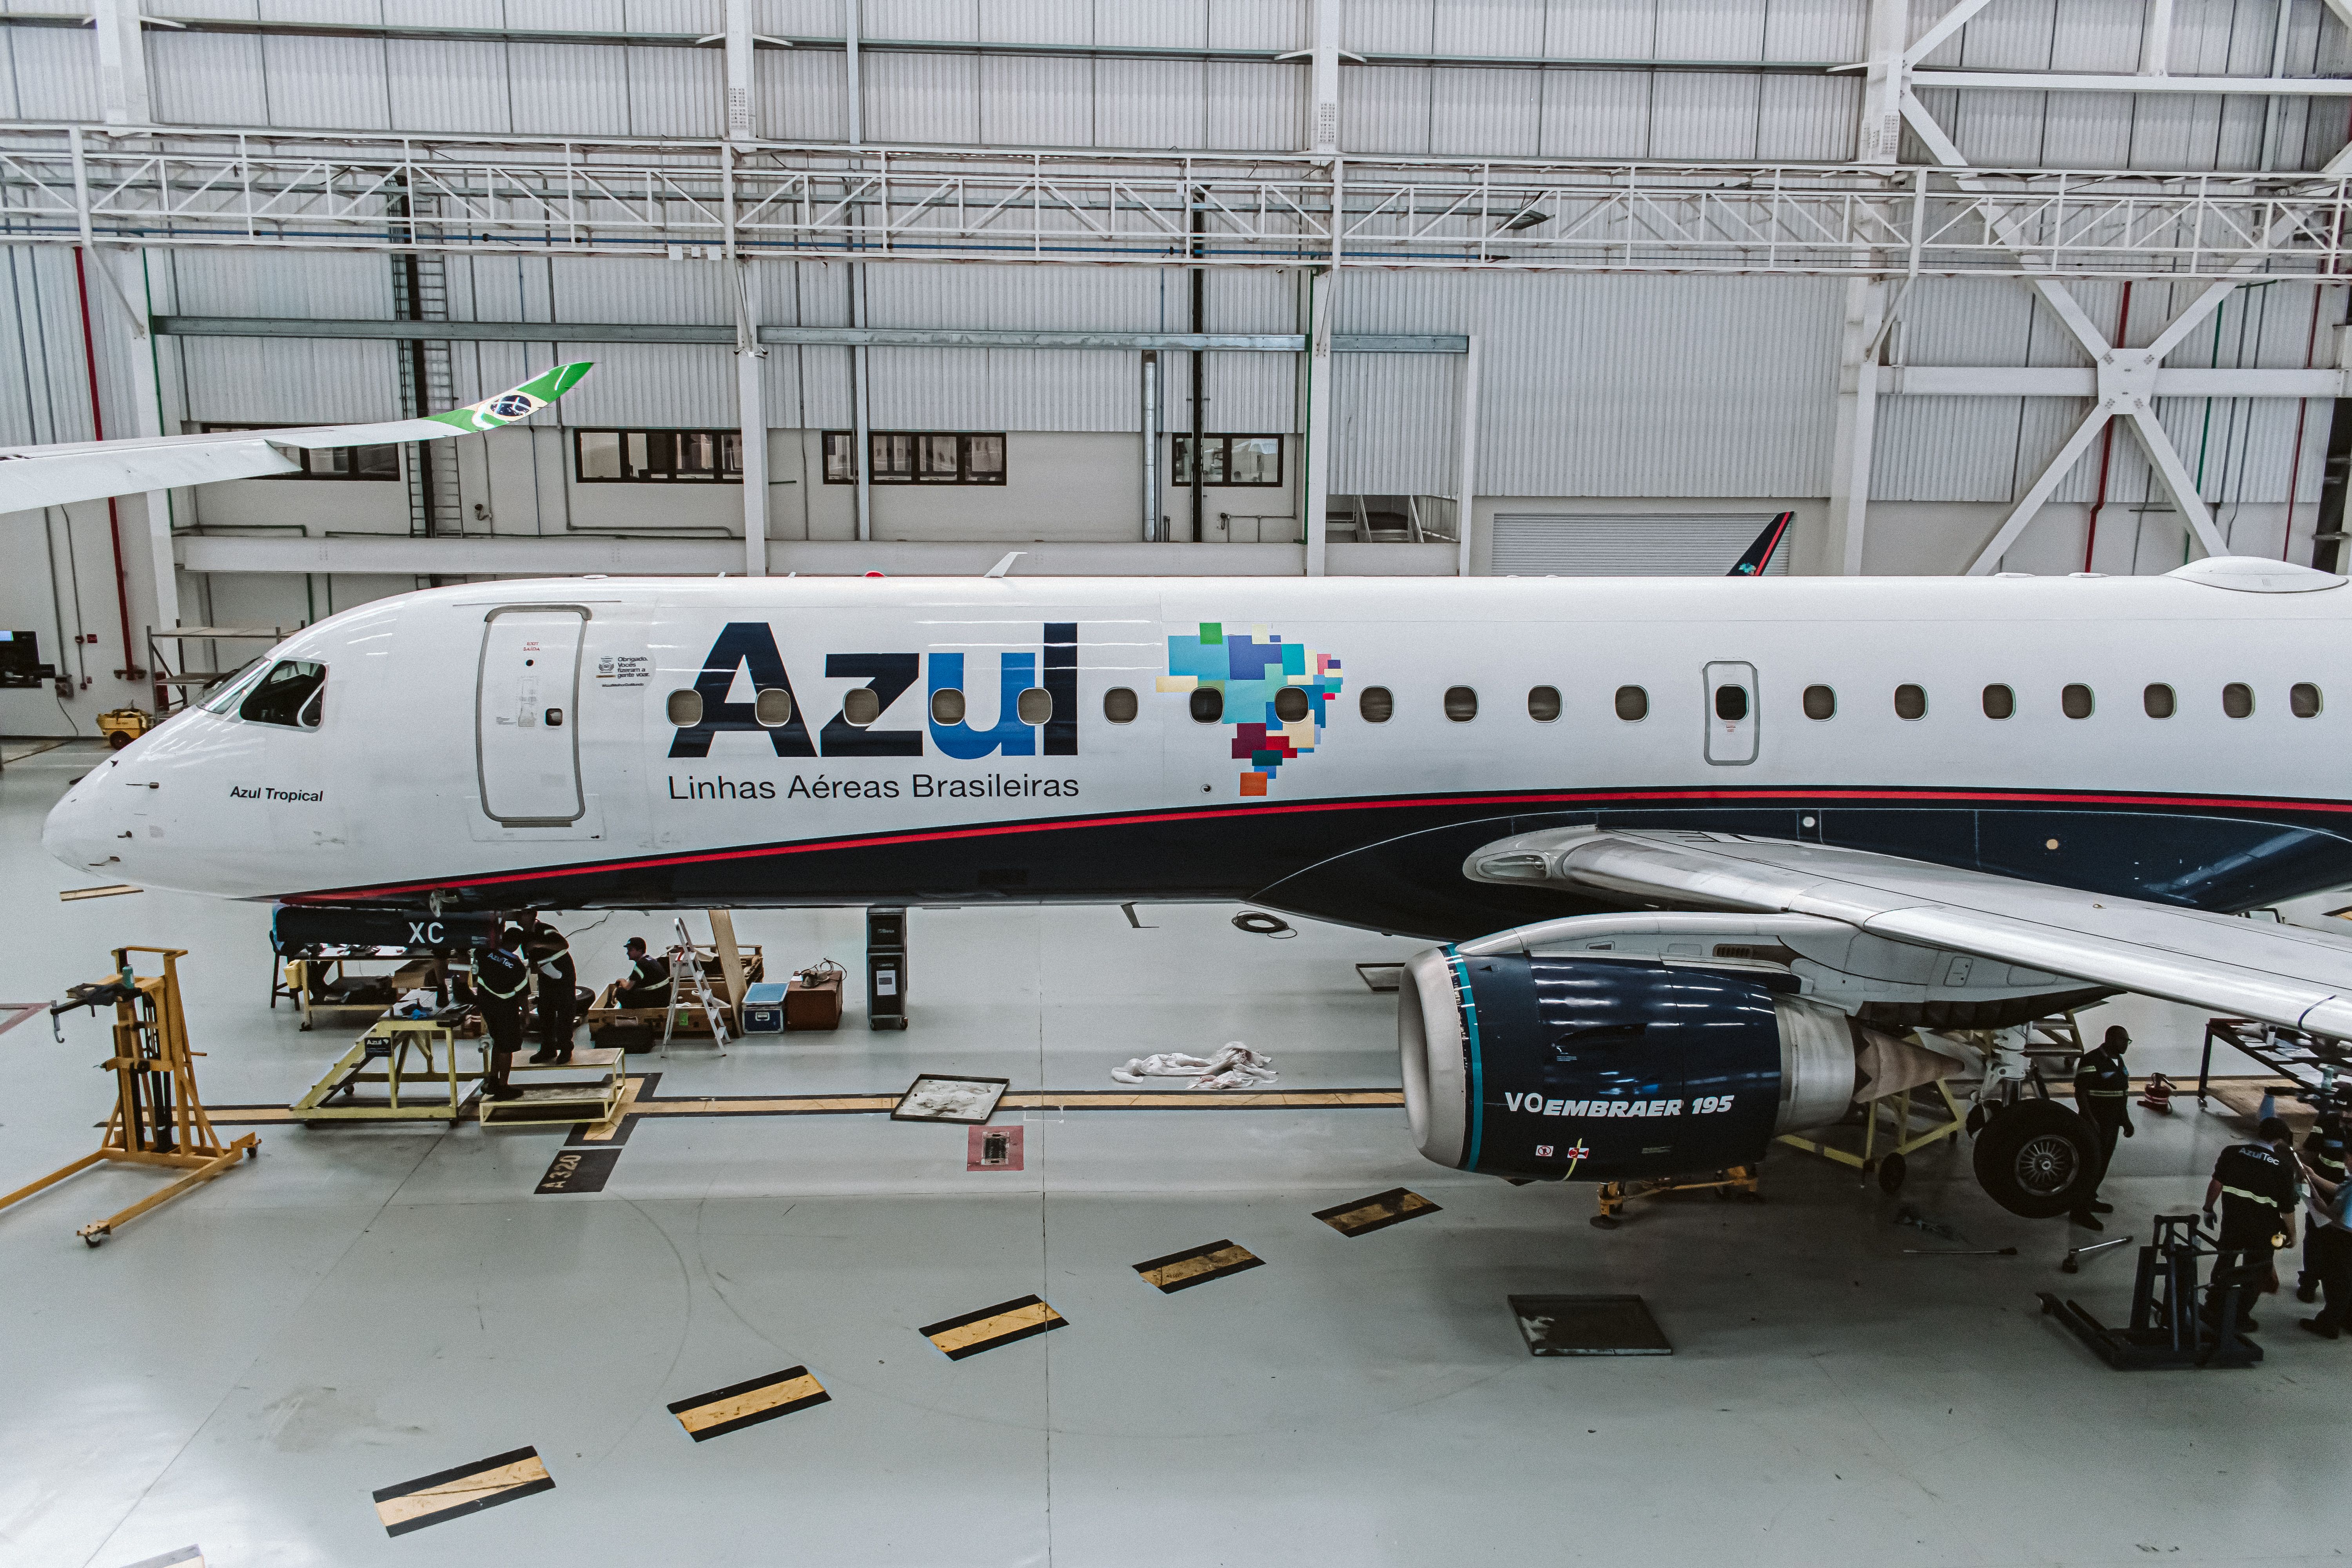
1727 510 1795 576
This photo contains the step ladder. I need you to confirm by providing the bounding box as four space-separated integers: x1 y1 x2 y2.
658 916 730 1057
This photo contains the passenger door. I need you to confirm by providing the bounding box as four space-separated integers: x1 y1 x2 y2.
477 606 587 824
1702 661 1758 766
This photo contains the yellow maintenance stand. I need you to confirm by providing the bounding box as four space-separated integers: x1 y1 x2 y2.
0 946 257 1245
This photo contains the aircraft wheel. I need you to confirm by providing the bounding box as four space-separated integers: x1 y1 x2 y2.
1877 1152 1909 1195
1971 1099 2098 1219
1965 1102 1992 1137
1590 1214 1621 1230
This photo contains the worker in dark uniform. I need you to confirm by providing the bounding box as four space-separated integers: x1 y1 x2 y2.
615 936 673 1010
470 925 532 1101
2298 1139 2352 1339
2203 1116 2299 1334
524 916 578 1065
2068 1025 2134 1230
2298 1108 2350 1302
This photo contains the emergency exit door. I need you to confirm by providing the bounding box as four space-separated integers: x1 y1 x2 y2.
1702 661 1758 766
477 607 587 824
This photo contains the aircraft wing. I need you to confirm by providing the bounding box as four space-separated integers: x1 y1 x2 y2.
1466 825 2352 1037
0 361 592 514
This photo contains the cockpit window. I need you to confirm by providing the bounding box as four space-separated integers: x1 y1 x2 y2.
239 659 327 729
201 657 273 715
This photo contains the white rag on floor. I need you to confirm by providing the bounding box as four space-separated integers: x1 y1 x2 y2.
1112 1043 1278 1090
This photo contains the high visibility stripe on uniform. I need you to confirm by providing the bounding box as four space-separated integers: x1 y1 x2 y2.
2220 1185 2283 1209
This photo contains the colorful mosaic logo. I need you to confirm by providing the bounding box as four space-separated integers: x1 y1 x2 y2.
1156 622 1343 797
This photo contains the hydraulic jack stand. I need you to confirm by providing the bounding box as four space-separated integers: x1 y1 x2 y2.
2036 1211 2263 1369
0 947 257 1245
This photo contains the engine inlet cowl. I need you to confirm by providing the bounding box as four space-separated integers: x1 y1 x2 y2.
1399 946 1870 1183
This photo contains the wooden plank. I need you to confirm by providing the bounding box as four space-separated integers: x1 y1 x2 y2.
706 910 748 1009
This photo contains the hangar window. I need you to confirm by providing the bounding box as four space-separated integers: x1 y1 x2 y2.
2144 683 2174 719
1273 686 1310 723
240 659 327 729
1444 686 1478 722
2062 684 2094 719
1982 684 2014 720
575 428 742 483
1103 687 1138 723
666 690 703 727
931 688 965 725
1173 434 1285 487
753 688 793 727
1614 685 1648 722
1016 687 1054 725
841 688 882 726
1894 684 1926 720
822 430 1006 485
2293 682 2323 718
1190 686 1224 723
1359 686 1394 722
2223 682 2255 719
1528 685 1561 722
1803 684 1835 720
198 423 399 480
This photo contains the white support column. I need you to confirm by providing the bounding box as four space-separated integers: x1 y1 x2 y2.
1824 279 1888 575
2141 0 2177 74
851 267 872 543
1858 0 1908 164
1301 269 1332 578
724 0 764 577
1139 350 1161 541
844 0 863 145
1452 335 1480 578
93 0 151 127
1308 0 1341 155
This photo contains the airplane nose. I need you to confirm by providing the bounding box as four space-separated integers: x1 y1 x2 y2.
42 781 116 876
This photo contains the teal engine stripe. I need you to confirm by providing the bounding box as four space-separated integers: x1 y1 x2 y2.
1443 944 1484 1169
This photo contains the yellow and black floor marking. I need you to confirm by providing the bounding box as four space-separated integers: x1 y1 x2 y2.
1134 1240 1264 1293
535 1146 622 1194
371 1447 554 1537
203 1081 1404 1129
668 1366 831 1441
1314 1187 1442 1238
920 1295 1068 1360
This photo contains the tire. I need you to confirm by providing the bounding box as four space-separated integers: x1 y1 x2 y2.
1877 1151 1909 1195
105 730 132 750
1971 1099 2099 1218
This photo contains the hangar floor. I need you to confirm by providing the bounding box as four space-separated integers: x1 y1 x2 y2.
2 741 2347 1568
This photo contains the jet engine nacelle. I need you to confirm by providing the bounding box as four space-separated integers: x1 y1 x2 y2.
1399 945 1863 1183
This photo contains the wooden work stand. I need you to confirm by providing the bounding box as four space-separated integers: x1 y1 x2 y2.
0 947 258 1245
477 1045 630 1125
289 1016 477 1123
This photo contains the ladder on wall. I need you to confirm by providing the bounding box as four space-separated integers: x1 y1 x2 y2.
390 241 462 540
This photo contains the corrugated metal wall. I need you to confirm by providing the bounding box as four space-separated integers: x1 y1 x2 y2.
0 0 2343 518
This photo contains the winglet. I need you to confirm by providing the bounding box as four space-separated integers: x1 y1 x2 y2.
423 361 594 434
1728 510 1795 577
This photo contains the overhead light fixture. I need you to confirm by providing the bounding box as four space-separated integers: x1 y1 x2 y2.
1500 207 1551 231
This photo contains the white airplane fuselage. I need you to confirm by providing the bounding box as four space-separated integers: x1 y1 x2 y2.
43 571 2352 937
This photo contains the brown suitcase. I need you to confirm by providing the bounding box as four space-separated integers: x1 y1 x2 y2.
784 975 843 1031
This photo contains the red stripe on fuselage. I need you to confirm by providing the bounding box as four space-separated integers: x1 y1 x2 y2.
283 782 2352 904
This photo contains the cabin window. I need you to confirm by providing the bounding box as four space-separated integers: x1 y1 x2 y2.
2062 684 2094 720
1894 684 1926 721
754 688 793 727
666 689 703 727
1979 684 2013 719
1713 685 1749 722
1359 686 1394 723
1016 688 1054 725
1273 686 1310 723
1103 687 1138 723
931 688 965 725
2144 683 2174 719
2223 683 2255 719
1803 684 1835 720
1528 685 1561 722
1190 687 1224 723
841 687 882 726
241 659 327 729
2292 683 2323 718
1444 686 1478 722
1614 685 1648 722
